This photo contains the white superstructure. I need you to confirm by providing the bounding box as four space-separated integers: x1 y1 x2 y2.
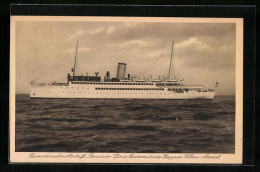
30 81 215 99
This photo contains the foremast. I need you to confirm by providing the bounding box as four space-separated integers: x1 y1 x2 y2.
168 41 175 80
72 41 78 78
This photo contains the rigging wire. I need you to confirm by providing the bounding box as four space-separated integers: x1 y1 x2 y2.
137 47 178 78
137 55 168 77
32 55 73 82
32 42 79 82
137 58 169 78
137 42 178 78
142 59 169 75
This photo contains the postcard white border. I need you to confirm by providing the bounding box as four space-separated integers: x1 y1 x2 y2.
10 16 243 164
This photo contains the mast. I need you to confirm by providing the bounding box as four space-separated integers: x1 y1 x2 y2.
73 41 78 78
168 41 174 79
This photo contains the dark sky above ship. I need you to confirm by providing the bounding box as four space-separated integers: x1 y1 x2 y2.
14 17 237 95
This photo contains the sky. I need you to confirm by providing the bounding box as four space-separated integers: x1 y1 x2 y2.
15 19 236 95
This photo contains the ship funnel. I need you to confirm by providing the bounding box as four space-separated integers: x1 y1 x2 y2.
116 63 126 80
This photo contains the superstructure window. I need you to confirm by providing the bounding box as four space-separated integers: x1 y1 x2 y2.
95 87 164 91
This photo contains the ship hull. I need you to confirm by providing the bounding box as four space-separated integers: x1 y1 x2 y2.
30 84 215 100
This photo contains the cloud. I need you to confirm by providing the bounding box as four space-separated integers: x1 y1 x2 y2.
89 27 105 34
120 40 148 48
106 26 116 34
123 22 140 28
108 39 156 48
145 49 167 58
100 23 235 48
67 30 85 40
176 37 210 51
106 23 140 35
66 47 91 52
174 37 235 71
66 27 106 41
78 47 91 52
15 21 236 95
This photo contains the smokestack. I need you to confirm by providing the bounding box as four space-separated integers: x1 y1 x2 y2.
116 63 126 80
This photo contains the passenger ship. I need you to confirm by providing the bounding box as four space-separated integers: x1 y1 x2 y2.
30 41 217 99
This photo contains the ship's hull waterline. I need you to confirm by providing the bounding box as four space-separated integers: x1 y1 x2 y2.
30 84 215 100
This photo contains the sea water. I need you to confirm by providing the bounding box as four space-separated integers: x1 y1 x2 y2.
15 95 235 153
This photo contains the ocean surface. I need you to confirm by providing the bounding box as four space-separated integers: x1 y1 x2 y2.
15 95 235 153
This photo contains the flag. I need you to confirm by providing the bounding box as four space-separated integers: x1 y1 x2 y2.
215 82 219 87
71 68 74 72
